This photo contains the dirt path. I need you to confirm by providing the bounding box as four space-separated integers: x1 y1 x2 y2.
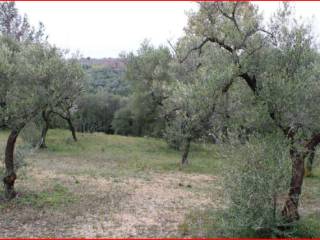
0 166 222 238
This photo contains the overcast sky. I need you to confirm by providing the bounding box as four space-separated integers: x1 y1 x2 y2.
16 2 320 58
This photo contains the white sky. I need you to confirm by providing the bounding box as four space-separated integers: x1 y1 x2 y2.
16 1 320 58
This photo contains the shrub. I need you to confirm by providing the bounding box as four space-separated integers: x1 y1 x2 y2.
218 133 292 237
111 106 134 136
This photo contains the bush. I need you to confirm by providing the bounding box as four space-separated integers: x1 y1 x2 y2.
111 106 134 136
218 134 292 237
180 134 320 238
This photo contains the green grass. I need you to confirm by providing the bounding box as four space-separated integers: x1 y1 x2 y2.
0 129 319 237
37 129 225 175
0 183 76 210
16 183 76 208
179 208 320 238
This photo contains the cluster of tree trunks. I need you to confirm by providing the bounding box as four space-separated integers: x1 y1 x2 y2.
39 109 77 149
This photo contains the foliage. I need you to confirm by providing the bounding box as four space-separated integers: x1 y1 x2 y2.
218 134 291 237
117 41 173 137
163 79 217 150
0 2 46 42
111 105 135 136
177 133 293 237
175 1 320 223
84 63 129 96
0 39 51 129
74 92 125 133
20 121 42 148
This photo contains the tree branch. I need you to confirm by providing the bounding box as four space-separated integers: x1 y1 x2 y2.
217 3 241 33
167 40 178 58
180 36 234 63
179 38 211 63
238 72 257 93
306 132 320 150
52 110 68 121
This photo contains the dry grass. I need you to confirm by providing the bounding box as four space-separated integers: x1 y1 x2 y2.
0 129 223 238
0 129 319 237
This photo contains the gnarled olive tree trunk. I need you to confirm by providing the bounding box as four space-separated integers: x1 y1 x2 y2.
53 110 77 142
67 117 77 142
39 110 51 148
3 128 21 200
181 138 191 166
281 134 320 220
281 148 305 222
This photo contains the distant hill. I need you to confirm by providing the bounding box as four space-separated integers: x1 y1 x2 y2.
80 57 130 96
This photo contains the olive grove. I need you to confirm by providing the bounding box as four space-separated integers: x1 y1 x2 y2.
1 1 320 236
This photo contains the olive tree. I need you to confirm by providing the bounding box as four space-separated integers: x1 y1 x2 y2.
181 2 320 223
164 39 228 165
0 39 58 199
39 55 84 147
0 2 46 42
164 79 217 166
118 41 173 137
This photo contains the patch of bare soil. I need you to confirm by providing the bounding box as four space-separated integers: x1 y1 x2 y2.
0 166 222 238
73 173 222 238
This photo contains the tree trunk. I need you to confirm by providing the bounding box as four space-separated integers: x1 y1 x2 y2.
222 92 229 143
305 147 315 177
3 129 20 200
221 126 229 143
281 148 306 222
67 118 77 142
39 110 51 148
181 138 191 166
39 124 49 148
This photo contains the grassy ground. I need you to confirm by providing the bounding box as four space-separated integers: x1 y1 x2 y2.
0 129 319 237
